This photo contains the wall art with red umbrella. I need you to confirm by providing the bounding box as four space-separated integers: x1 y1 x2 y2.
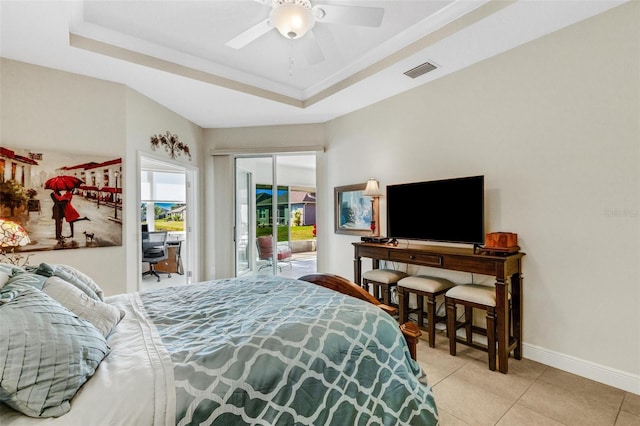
0 145 123 253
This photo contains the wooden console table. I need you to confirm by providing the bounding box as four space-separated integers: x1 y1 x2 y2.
353 242 525 373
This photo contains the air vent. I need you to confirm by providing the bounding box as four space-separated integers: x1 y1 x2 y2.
404 61 437 79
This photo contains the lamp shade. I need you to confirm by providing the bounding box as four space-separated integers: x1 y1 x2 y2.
0 219 30 248
270 2 315 39
362 178 382 197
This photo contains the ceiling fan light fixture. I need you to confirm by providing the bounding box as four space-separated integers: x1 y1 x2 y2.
270 0 315 40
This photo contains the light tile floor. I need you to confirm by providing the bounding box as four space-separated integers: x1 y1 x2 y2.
140 268 186 291
416 332 640 426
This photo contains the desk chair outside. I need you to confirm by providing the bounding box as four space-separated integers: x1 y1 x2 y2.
142 231 170 282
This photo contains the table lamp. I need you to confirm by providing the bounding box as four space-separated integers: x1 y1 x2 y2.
0 219 32 266
362 178 382 236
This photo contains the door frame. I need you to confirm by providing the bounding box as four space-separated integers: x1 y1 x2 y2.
234 166 253 276
137 151 199 289
234 156 280 276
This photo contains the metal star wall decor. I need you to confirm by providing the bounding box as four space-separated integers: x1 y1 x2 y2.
150 131 192 161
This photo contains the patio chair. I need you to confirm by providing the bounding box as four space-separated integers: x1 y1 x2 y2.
256 236 292 271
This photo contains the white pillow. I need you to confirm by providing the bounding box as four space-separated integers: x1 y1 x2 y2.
34 262 106 301
54 263 105 300
42 276 124 337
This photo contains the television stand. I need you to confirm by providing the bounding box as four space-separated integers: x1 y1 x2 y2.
352 241 525 374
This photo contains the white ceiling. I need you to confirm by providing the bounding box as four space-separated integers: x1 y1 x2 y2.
0 0 627 128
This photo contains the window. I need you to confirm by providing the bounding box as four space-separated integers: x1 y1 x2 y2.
141 170 186 233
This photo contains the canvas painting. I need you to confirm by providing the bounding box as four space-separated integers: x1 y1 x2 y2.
0 146 122 253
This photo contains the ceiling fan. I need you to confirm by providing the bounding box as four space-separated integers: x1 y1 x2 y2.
226 0 385 61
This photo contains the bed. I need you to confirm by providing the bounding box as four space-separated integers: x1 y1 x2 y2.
0 263 438 425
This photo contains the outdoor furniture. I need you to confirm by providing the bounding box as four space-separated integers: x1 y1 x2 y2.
256 236 292 271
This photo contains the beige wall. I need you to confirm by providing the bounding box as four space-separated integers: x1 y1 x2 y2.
208 124 325 151
0 58 204 295
320 2 639 388
1 59 127 294
124 87 204 292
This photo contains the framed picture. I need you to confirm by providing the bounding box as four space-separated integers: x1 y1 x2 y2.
0 145 123 254
334 183 378 236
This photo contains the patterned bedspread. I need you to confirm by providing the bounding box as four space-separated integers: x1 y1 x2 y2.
139 276 438 426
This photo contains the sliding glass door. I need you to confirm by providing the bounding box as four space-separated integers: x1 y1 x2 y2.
234 154 316 278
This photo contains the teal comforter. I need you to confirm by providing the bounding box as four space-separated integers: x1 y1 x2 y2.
140 276 438 426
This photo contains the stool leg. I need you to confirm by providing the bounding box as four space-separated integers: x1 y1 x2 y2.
417 294 424 328
464 306 473 343
426 294 436 348
368 281 377 300
446 297 456 356
382 283 390 305
487 307 496 371
398 288 407 323
509 299 517 359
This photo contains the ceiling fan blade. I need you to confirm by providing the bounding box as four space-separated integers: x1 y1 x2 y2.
312 4 384 27
303 30 325 65
226 19 273 49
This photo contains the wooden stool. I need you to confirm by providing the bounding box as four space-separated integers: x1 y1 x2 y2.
397 275 456 348
362 269 408 306
445 284 512 372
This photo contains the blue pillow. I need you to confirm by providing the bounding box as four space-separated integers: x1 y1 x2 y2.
0 282 110 417
0 262 25 276
2 272 47 291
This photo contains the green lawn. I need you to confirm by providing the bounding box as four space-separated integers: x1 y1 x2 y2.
154 220 184 232
151 221 314 241
257 225 314 241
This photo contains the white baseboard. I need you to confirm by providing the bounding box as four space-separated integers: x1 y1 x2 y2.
523 343 640 395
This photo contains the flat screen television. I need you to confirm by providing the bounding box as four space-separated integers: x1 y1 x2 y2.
386 175 484 245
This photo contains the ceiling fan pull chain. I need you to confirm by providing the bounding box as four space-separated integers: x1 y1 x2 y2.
289 39 295 78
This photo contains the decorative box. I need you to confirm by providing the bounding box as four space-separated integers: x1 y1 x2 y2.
483 232 519 253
